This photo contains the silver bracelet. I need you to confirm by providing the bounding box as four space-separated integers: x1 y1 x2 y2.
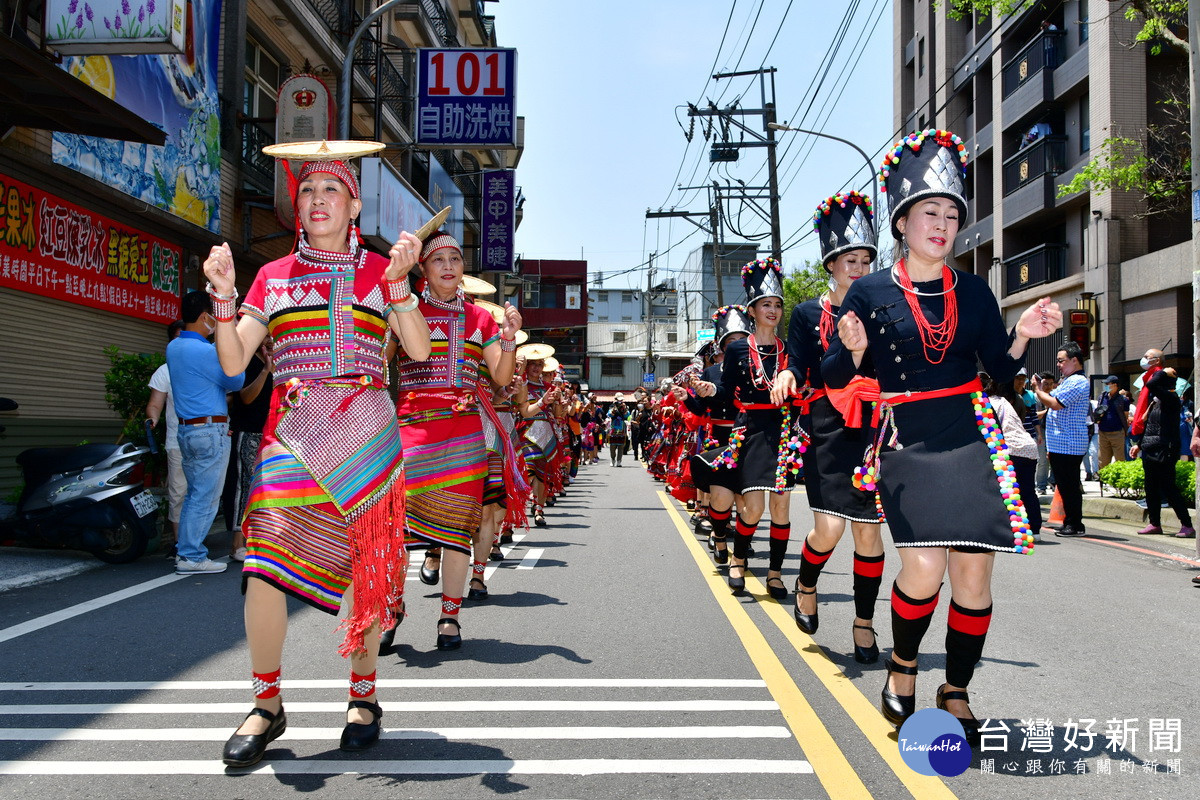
205 282 237 301
500 336 517 352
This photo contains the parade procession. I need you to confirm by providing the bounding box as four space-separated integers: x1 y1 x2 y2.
2 2 1200 799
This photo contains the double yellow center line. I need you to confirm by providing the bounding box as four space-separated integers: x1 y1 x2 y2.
657 492 957 800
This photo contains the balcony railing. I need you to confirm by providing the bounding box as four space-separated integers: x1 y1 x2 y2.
1001 30 1065 98
1003 135 1067 195
240 118 276 194
302 0 355 42
1004 243 1067 295
420 0 460 46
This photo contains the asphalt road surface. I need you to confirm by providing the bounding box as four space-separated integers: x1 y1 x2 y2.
1 458 1197 799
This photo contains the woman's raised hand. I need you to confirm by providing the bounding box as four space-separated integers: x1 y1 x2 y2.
203 243 236 295
386 231 423 281
837 310 868 354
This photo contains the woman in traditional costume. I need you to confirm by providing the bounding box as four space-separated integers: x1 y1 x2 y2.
395 233 522 650
687 305 752 555
773 191 886 664
822 129 1061 738
204 144 431 765
694 260 804 600
516 345 561 526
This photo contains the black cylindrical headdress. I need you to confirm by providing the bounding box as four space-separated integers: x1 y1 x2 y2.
711 304 754 348
740 258 784 306
812 190 876 270
878 129 968 239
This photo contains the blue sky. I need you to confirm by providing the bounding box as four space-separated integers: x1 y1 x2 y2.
491 0 896 289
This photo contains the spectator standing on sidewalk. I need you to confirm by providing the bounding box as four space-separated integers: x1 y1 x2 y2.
226 338 274 561
1095 375 1130 469
1033 342 1089 537
1034 371 1056 493
146 320 186 555
1084 397 1100 481
1130 351 1195 538
166 291 245 573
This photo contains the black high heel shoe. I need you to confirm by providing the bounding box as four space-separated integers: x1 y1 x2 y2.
852 623 879 664
378 605 404 655
712 536 729 564
793 585 818 634
223 706 287 767
936 684 981 743
339 700 382 751
467 576 489 601
765 576 787 601
436 617 462 650
727 559 746 594
419 551 441 586
881 659 918 726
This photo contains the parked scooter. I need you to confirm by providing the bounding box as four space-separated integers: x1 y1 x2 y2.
0 399 159 563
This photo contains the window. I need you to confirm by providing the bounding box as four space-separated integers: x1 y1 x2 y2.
918 37 925 77
666 331 678 344
243 38 280 166
621 291 634 303
601 358 625 377
667 358 691 375
1080 95 1089 153
612 331 627 343
1079 2 1089 43
522 284 540 308
597 291 608 303
621 315 632 321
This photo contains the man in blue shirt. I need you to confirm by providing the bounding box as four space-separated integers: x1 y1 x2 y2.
167 291 245 573
1034 341 1091 537
1096 375 1130 468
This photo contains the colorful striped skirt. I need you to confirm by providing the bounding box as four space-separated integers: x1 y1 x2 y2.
397 394 487 553
241 379 406 655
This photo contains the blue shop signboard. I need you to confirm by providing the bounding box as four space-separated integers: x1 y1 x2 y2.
416 48 517 147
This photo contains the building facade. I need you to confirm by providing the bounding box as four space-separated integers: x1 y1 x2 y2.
676 241 759 350
0 0 522 493
585 279 687 396
512 258 587 379
895 0 1191 380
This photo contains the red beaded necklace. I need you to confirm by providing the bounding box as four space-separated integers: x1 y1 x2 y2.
747 335 786 390
818 295 836 350
895 258 958 364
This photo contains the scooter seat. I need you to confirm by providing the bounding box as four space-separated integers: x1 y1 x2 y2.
17 444 122 487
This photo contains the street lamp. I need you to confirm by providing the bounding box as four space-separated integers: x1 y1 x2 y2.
767 123 879 221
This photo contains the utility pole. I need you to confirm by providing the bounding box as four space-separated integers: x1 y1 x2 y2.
710 181 724 306
689 67 782 261
645 251 656 388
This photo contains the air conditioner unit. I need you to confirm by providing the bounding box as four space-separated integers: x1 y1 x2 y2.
667 309 677 316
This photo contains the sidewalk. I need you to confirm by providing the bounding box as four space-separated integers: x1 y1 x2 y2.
1039 477 1200 559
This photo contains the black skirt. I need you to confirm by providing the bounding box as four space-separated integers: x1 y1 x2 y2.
877 394 1032 553
694 409 799 494
802 396 881 523
690 425 732 493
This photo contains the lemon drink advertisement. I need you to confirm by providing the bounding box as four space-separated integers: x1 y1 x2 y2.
51 0 222 234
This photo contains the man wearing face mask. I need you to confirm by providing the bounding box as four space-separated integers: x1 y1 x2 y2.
166 290 246 573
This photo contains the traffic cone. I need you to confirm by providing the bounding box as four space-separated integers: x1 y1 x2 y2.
1047 487 1066 530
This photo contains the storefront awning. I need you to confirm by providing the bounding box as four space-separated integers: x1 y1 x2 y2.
0 34 166 145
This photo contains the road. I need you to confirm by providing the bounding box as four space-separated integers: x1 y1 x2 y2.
0 458 1197 799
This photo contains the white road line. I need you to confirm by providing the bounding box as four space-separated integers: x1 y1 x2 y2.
515 548 543 569
0 725 793 742
0 700 780 715
0 758 814 776
0 570 202 645
484 533 527 580
0 678 767 691
0 561 101 594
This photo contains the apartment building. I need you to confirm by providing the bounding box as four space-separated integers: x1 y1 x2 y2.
895 0 1191 378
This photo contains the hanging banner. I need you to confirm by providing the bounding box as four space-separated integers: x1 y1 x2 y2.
480 169 515 273
415 48 517 147
45 0 188 55
52 0 223 234
0 171 182 324
273 74 335 231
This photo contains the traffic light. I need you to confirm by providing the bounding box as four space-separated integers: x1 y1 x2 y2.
1067 309 1092 351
